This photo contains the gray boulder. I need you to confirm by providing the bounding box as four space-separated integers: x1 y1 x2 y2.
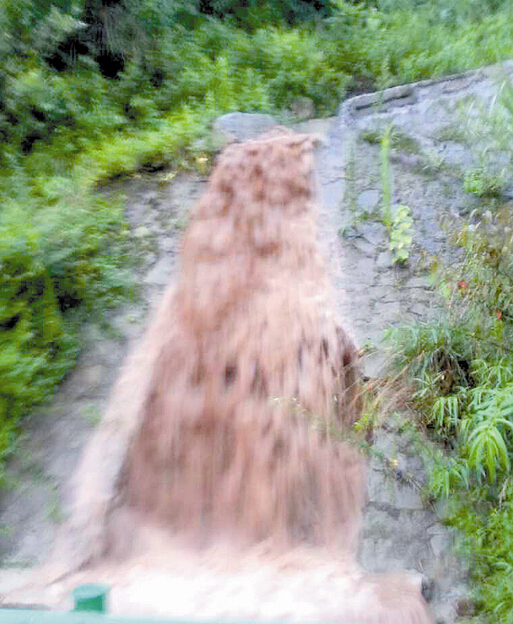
212 112 278 147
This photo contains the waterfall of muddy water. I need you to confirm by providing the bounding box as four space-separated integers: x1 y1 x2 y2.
125 129 367 551
55 129 432 623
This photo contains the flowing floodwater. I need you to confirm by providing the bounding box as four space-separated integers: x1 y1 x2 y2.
125 132 366 549
35 129 430 623
8 60 513 618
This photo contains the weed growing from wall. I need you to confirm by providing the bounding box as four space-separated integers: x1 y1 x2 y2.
380 126 414 264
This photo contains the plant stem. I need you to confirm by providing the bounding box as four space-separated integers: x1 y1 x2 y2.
381 125 392 231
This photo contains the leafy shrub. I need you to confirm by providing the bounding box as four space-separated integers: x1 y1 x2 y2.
464 168 507 198
230 28 349 114
385 233 513 619
324 0 513 89
198 0 336 29
0 177 133 478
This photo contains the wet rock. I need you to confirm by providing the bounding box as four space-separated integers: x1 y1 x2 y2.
352 255 376 284
456 598 478 617
373 431 399 457
360 221 387 246
160 237 175 252
375 271 397 287
360 351 387 379
72 365 105 398
430 533 453 559
144 258 172 286
141 190 159 206
357 189 380 212
362 507 400 538
376 250 395 269
145 252 157 266
408 276 431 289
410 302 433 318
212 113 278 146
113 308 147 341
394 482 425 510
294 117 333 138
351 237 375 256
502 184 513 201
422 576 436 603
374 299 401 319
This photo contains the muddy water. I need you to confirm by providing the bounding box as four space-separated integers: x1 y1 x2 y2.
6 58 513 618
0 123 440 623
124 133 366 552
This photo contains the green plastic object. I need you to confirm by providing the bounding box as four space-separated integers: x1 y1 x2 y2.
0 585 365 623
72 583 110 613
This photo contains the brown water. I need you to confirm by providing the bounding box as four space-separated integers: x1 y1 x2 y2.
6 129 435 621
126 131 362 548
108 130 433 622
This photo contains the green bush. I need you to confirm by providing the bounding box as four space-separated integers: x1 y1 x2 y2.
0 177 133 478
198 0 336 29
3 0 512 164
237 28 349 113
324 0 513 89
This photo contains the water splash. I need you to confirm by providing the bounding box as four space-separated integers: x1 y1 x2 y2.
60 129 433 623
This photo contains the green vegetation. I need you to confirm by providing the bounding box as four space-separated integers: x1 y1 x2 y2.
388 204 413 264
383 78 513 622
0 182 133 481
464 168 507 198
380 126 392 228
379 126 413 264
